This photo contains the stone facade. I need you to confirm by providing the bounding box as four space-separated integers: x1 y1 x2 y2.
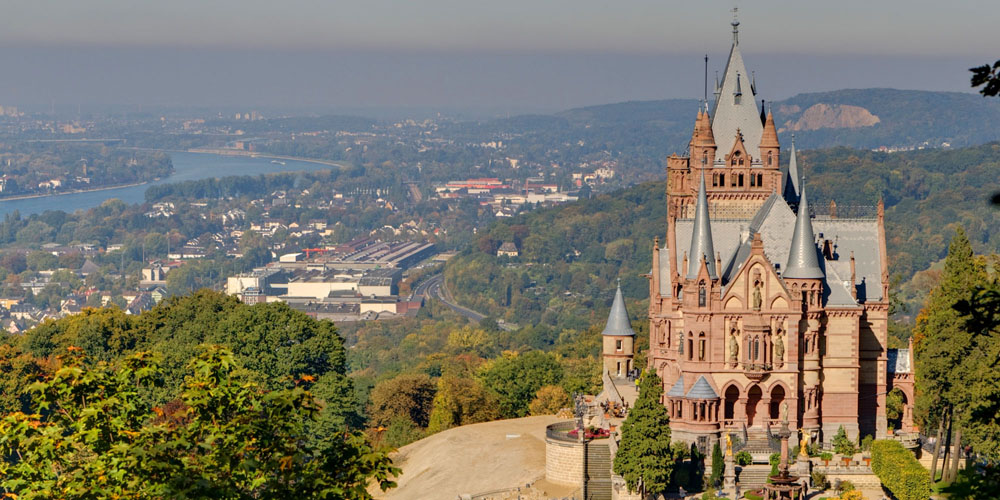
645 19 910 449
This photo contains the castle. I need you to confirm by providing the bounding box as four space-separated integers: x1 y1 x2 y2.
604 16 914 450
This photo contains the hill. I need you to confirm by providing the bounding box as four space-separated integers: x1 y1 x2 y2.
374 415 561 500
504 89 1000 177
445 142 1000 333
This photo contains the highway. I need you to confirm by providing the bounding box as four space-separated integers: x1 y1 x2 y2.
411 274 486 323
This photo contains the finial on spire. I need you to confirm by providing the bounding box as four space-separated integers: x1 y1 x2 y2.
617 277 621 288
731 7 740 44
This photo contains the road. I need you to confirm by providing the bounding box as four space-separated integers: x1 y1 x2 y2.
410 274 517 331
418 274 486 322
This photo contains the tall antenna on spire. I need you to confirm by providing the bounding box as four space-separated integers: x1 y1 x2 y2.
731 6 740 44
704 54 709 105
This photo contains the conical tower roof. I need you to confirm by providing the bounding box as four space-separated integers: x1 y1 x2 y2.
784 182 824 279
687 171 717 279
760 111 779 149
601 284 635 337
783 137 800 203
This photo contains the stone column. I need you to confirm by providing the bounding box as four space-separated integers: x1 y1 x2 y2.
724 447 738 498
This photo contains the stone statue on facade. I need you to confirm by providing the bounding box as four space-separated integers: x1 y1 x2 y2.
729 330 739 362
752 282 762 311
774 334 785 363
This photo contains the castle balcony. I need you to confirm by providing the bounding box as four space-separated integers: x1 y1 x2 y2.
743 362 772 381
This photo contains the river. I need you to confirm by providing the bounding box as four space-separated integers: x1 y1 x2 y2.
0 152 338 217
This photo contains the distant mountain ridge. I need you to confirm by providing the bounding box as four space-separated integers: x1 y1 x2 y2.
553 88 1000 152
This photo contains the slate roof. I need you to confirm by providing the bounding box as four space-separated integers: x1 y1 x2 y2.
687 171 717 279
887 349 911 374
783 139 801 205
668 195 883 306
667 376 686 397
685 376 719 399
601 286 635 337
783 185 824 279
710 28 762 163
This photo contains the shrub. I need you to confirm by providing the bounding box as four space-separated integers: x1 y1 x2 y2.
736 450 753 466
837 479 855 493
833 426 857 456
860 434 874 453
811 470 830 490
820 452 833 462
839 491 865 500
870 439 930 500
701 487 719 500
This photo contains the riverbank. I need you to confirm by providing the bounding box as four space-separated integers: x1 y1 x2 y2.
0 181 149 202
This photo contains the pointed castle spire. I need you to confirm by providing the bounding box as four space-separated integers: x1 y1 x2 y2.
687 171 717 280
760 111 779 149
784 179 824 279
601 282 635 337
783 135 801 203
711 15 762 163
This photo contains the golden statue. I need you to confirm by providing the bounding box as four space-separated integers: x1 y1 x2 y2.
799 430 809 457
725 432 733 457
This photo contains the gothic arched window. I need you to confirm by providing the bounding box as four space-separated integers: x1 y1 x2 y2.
698 282 706 307
767 151 773 166
698 332 706 361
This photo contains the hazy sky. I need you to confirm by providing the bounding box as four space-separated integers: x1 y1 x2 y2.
0 1 995 114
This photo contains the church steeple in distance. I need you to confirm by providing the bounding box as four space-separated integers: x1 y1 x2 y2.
687 171 717 280
784 180 824 279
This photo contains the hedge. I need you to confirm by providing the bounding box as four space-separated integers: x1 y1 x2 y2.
870 440 930 500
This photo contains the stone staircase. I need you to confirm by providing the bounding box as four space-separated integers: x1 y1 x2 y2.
736 464 773 492
585 442 612 500
744 430 775 462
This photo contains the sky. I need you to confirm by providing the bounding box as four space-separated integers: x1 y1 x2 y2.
0 1 995 115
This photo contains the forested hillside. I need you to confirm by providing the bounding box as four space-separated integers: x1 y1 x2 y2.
446 142 1000 328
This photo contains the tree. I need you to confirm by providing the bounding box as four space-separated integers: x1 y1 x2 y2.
971 60 1000 97
833 426 857 456
913 228 988 436
529 385 571 416
710 441 724 487
367 373 437 428
612 372 674 496
427 375 501 433
477 350 563 418
0 346 398 499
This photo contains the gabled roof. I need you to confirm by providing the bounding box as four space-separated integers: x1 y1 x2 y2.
711 25 762 163
601 285 635 337
685 375 719 399
687 171 717 279
667 376 686 397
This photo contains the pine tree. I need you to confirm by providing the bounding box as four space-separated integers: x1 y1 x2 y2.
914 228 988 432
710 441 724 487
613 372 675 496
